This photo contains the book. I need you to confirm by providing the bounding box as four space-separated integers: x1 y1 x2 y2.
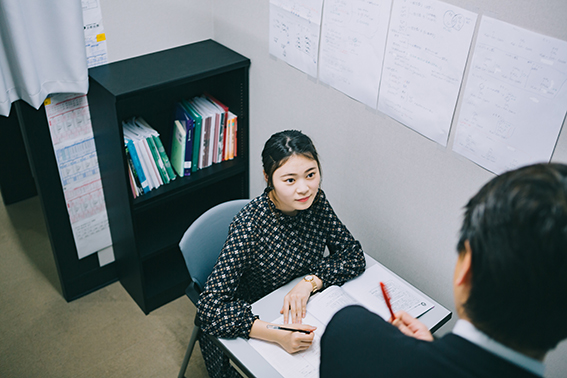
127 163 139 198
125 143 143 196
189 97 215 169
131 118 169 185
170 120 186 177
123 120 160 190
174 102 195 176
195 95 223 164
204 93 228 163
124 138 150 193
248 263 435 377
181 99 203 173
226 111 238 160
135 117 176 182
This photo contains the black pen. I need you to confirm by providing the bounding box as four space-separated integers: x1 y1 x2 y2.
266 324 312 334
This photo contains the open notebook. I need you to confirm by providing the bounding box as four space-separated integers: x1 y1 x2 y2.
248 263 434 378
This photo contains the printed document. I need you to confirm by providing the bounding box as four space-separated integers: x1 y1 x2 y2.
44 94 113 262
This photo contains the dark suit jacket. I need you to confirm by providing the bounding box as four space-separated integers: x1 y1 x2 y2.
320 305 540 378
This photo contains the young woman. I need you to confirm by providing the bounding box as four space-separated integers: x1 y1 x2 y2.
197 130 366 377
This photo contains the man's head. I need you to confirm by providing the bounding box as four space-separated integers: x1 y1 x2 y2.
456 163 567 354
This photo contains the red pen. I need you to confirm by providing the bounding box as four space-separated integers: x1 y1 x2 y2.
380 281 396 321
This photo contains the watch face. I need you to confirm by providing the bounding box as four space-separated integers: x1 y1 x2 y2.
305 275 313 281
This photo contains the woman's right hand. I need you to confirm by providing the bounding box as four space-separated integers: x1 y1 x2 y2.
275 324 317 354
250 319 316 354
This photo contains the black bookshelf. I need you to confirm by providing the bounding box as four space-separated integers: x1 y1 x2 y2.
88 40 250 314
0 107 37 205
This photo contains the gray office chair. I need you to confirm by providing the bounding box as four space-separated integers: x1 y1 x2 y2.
177 199 250 378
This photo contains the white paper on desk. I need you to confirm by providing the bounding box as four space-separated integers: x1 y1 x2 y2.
452 17 567 175
269 0 324 78
318 0 392 108
339 263 433 320
248 264 433 377
378 0 477 146
249 313 326 378
45 93 113 260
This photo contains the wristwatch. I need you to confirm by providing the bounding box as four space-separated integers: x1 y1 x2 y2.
303 275 318 294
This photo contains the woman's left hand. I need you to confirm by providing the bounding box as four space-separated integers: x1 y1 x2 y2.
280 280 313 324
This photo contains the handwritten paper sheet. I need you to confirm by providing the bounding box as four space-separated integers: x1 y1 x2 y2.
452 17 567 174
318 0 392 108
45 94 113 261
269 0 324 78
378 0 477 146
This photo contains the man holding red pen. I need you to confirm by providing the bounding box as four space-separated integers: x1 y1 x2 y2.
320 163 567 377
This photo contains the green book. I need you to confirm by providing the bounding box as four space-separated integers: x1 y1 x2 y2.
170 120 186 177
181 99 202 172
133 117 170 184
152 135 176 181
146 135 170 184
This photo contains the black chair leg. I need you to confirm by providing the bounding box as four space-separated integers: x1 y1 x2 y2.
178 325 201 378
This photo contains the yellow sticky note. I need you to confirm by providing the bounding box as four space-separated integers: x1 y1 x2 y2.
44 98 51 106
96 33 106 42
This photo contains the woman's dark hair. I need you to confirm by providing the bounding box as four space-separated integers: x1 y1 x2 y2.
261 130 321 188
457 163 567 352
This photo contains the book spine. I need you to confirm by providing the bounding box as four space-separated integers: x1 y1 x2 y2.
142 139 162 187
153 135 176 181
184 121 194 176
234 115 238 158
228 116 235 160
127 140 150 193
170 120 186 178
147 136 169 184
127 163 138 198
136 139 156 189
190 114 201 173
223 119 228 161
212 113 220 164
217 112 225 163
125 145 143 196
200 117 211 168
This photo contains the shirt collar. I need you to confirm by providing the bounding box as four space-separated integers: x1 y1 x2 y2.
452 319 544 376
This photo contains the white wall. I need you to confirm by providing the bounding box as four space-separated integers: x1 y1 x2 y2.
100 0 567 376
100 0 214 62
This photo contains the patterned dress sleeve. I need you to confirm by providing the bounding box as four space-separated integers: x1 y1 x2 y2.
312 198 366 288
197 218 258 339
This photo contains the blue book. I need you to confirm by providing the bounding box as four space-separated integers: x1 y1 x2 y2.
175 102 195 176
125 138 150 193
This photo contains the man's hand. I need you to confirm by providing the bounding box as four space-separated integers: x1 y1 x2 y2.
391 310 433 341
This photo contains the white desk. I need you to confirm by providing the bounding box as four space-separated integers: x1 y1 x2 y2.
211 254 452 378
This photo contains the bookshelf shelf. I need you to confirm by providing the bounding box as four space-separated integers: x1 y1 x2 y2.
88 40 250 314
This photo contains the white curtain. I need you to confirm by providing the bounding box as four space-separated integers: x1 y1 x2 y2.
0 0 88 117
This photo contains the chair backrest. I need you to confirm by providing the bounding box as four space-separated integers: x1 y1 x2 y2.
179 199 250 294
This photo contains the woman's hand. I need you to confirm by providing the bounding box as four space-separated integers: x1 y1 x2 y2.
250 319 317 354
391 310 433 341
275 323 317 354
280 280 313 324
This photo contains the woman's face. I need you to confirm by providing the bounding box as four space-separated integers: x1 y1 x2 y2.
267 154 320 216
